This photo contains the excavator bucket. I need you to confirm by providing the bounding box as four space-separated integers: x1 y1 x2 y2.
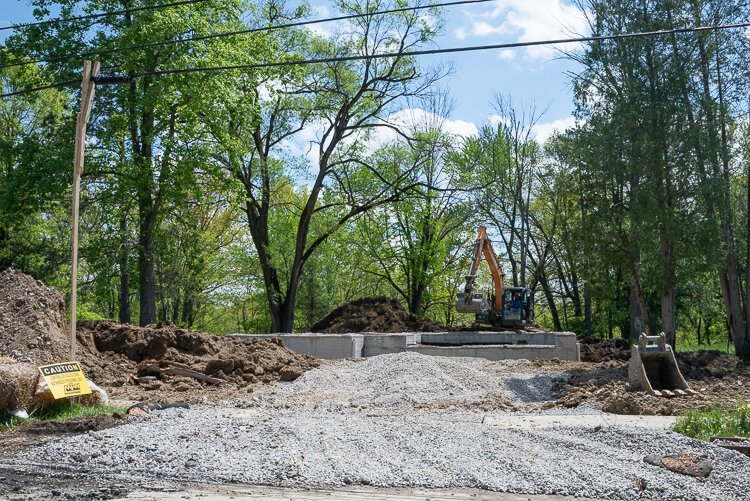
455 292 489 314
628 333 697 397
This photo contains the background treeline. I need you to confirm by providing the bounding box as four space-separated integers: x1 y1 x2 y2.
1 0 749 358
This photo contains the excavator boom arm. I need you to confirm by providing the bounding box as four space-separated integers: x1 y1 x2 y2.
462 226 505 313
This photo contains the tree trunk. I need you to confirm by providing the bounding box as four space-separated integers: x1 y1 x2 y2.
629 280 643 341
539 271 562 331
696 317 702 346
629 268 651 340
584 285 592 336
570 271 583 317
659 225 676 347
118 215 131 324
138 206 157 326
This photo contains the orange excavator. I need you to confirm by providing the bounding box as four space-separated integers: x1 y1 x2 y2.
456 226 534 327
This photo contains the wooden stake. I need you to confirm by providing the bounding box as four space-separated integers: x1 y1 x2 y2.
70 60 100 361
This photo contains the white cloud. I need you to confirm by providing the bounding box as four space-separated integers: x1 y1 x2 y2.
532 116 576 143
454 27 468 40
312 4 330 17
383 108 478 142
308 4 334 38
497 49 516 60
308 23 332 38
419 13 437 30
487 114 511 128
257 78 283 102
472 21 503 37
462 0 588 60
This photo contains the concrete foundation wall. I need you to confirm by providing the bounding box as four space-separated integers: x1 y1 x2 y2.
229 333 363 359
230 331 580 362
408 332 579 362
420 331 557 346
361 333 421 357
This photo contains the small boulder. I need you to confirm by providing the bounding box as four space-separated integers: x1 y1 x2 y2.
278 365 304 382
644 452 713 478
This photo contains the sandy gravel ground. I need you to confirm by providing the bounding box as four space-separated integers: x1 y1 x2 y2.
4 353 749 501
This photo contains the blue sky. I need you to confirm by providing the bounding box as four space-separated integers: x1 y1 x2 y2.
3 0 586 142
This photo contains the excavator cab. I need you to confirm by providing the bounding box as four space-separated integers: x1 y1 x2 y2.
502 287 534 326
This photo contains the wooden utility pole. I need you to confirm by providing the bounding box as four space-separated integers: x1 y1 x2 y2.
70 60 100 361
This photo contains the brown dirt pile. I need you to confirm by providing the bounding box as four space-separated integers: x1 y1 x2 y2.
77 320 319 389
578 336 630 362
676 350 744 379
0 268 69 364
545 351 750 415
311 296 445 333
0 269 321 405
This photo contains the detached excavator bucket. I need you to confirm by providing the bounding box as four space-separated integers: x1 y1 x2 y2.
628 333 697 397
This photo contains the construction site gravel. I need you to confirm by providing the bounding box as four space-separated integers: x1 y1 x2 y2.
0 352 746 500
1 269 749 500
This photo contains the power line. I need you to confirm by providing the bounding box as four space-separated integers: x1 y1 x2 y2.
0 0 494 71
0 79 81 98
139 21 750 77
3 20 750 99
0 0 208 32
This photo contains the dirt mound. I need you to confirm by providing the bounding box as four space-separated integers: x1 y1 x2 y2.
0 268 69 364
545 353 750 416
76 320 320 402
676 350 746 380
0 269 321 404
578 336 630 362
310 297 445 333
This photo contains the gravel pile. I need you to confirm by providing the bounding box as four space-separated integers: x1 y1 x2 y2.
18 406 748 500
14 353 750 500
254 352 566 412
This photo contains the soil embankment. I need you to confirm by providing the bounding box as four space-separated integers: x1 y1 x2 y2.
0 268 320 405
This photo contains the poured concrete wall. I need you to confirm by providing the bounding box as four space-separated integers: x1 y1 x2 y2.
230 331 579 362
361 333 420 357
420 331 557 346
408 332 579 362
229 333 363 359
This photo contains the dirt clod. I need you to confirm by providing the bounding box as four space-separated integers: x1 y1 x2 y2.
310 296 444 333
18 413 127 435
644 452 713 478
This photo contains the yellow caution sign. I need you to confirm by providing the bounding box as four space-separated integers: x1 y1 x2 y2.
38 362 92 400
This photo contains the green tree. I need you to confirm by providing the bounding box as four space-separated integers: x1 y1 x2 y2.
201 0 446 332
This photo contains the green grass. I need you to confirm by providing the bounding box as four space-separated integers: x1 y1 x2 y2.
675 339 734 354
0 402 127 433
672 402 750 441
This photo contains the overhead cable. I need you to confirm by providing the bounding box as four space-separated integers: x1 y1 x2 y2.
139 21 750 77
0 0 494 70
3 20 749 99
0 0 209 32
